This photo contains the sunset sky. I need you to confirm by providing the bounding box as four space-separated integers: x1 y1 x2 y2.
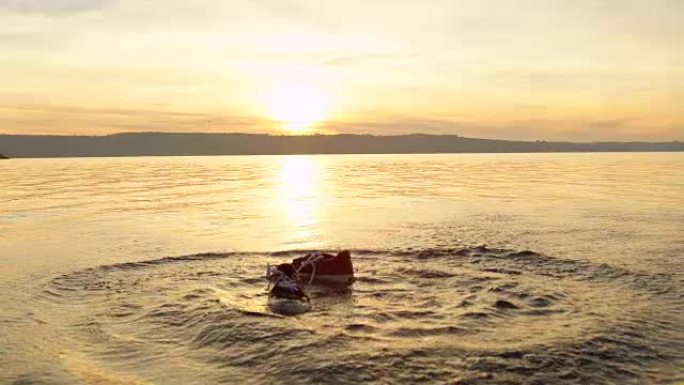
1 0 682 141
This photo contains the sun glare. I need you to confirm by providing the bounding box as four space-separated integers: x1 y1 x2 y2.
267 84 329 133
277 156 322 244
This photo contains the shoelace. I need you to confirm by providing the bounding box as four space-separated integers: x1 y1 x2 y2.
295 252 326 285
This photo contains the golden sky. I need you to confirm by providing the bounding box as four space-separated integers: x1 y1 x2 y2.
1 0 682 140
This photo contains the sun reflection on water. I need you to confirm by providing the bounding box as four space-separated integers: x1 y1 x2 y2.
277 156 322 244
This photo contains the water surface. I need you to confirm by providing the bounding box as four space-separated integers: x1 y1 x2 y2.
1 153 682 384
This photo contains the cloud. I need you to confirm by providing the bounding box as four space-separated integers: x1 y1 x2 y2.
0 30 67 50
0 104 272 135
491 70 664 89
0 0 109 14
322 53 422 67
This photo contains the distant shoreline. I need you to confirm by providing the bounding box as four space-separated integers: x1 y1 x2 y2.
0 133 682 158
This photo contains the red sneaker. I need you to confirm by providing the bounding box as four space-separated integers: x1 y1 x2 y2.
293 250 355 285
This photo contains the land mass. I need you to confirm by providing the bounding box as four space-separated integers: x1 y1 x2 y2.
0 133 682 158
0 153 7 159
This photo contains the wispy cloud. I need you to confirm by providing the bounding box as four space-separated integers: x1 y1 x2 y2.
0 0 110 14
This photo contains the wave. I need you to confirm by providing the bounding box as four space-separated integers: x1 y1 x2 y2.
30 247 684 384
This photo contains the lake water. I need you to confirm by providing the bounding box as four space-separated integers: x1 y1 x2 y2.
1 153 682 384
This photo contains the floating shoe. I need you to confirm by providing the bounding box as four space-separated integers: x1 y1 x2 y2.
267 263 310 315
292 250 355 285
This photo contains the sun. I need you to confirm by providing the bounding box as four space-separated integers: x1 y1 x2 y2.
267 83 329 133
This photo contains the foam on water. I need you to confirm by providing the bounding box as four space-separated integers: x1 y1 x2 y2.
5 247 679 385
